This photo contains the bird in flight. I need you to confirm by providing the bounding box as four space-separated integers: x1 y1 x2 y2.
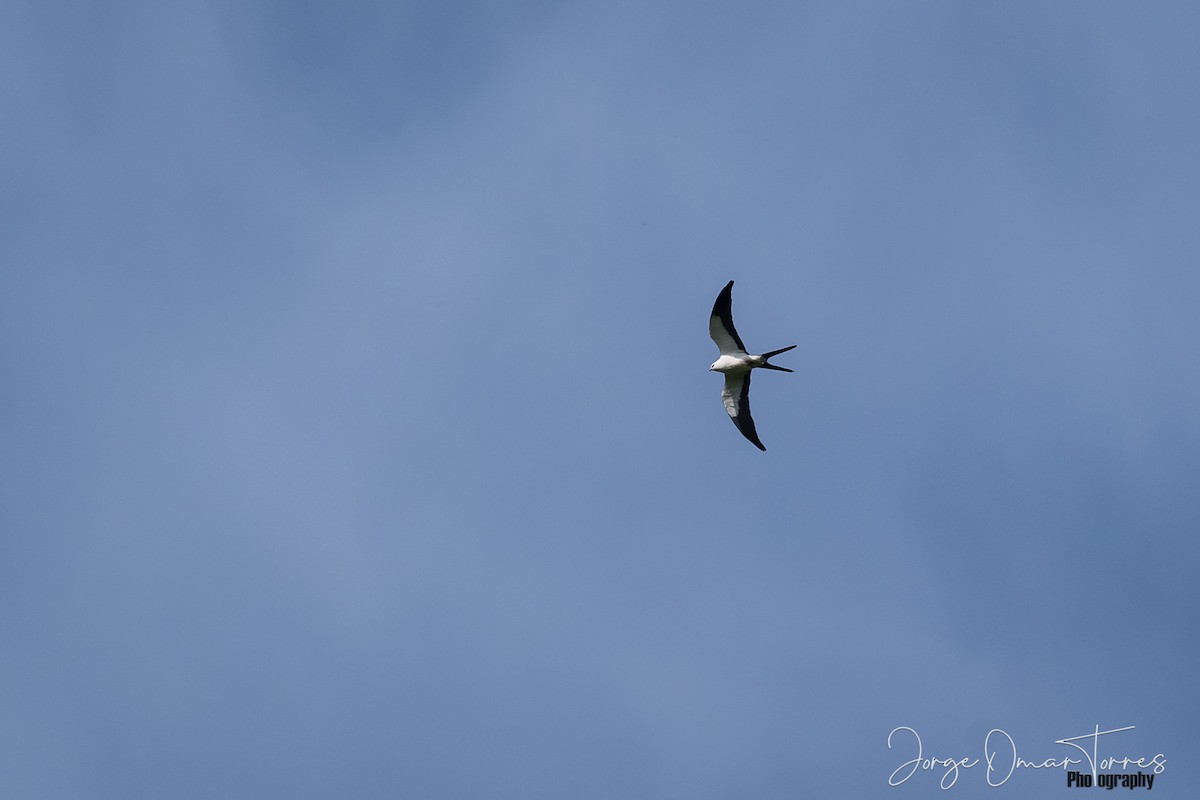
709 280 796 450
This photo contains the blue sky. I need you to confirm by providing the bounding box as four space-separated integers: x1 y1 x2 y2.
3 2 1198 798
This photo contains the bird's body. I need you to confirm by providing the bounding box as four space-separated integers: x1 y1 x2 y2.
709 353 777 373
708 280 796 450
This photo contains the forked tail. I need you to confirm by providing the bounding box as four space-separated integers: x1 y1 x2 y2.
760 344 797 372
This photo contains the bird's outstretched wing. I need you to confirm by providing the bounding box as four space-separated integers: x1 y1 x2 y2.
722 372 766 451
709 280 748 355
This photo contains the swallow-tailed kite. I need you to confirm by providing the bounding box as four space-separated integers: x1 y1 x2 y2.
709 280 796 450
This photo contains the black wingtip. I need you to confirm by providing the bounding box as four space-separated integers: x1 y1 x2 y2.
711 281 748 353
712 281 734 312
731 373 766 450
729 419 768 450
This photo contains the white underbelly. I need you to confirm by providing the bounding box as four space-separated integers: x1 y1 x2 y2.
712 354 751 373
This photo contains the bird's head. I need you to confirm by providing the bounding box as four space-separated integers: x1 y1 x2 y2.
709 361 719 371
